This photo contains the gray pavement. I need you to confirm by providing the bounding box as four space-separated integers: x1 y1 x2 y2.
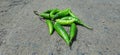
0 0 120 55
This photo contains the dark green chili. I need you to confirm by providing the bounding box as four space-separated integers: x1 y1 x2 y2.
54 22 70 45
46 20 54 35
56 19 75 25
53 8 70 20
70 23 77 42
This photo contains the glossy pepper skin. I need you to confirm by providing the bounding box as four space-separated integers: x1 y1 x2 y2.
62 16 79 24
70 23 77 42
61 16 80 24
61 16 76 20
54 22 70 45
53 8 70 20
50 9 60 19
56 19 75 25
46 20 54 35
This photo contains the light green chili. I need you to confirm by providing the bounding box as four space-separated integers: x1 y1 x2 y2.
46 20 54 35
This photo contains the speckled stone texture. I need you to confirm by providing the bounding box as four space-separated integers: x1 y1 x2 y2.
0 0 120 55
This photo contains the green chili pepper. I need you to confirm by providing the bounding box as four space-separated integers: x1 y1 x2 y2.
70 23 77 42
53 8 70 20
54 22 70 45
69 12 93 29
46 20 54 35
50 9 60 20
56 19 75 25
40 13 50 19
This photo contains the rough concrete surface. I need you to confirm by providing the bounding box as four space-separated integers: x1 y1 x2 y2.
0 0 120 55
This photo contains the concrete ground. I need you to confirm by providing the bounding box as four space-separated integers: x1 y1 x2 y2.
0 0 120 55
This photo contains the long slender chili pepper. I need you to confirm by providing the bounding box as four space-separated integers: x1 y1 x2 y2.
46 20 54 35
54 22 70 45
70 23 77 42
69 11 93 29
53 8 70 20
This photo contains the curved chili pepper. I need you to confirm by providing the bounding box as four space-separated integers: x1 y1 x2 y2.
46 20 54 35
70 23 77 42
50 9 60 20
53 8 70 20
69 12 93 30
54 22 70 45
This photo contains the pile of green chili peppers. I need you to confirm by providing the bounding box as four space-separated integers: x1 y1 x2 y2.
34 8 92 46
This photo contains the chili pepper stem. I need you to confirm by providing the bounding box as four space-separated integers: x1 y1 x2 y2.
33 11 39 16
